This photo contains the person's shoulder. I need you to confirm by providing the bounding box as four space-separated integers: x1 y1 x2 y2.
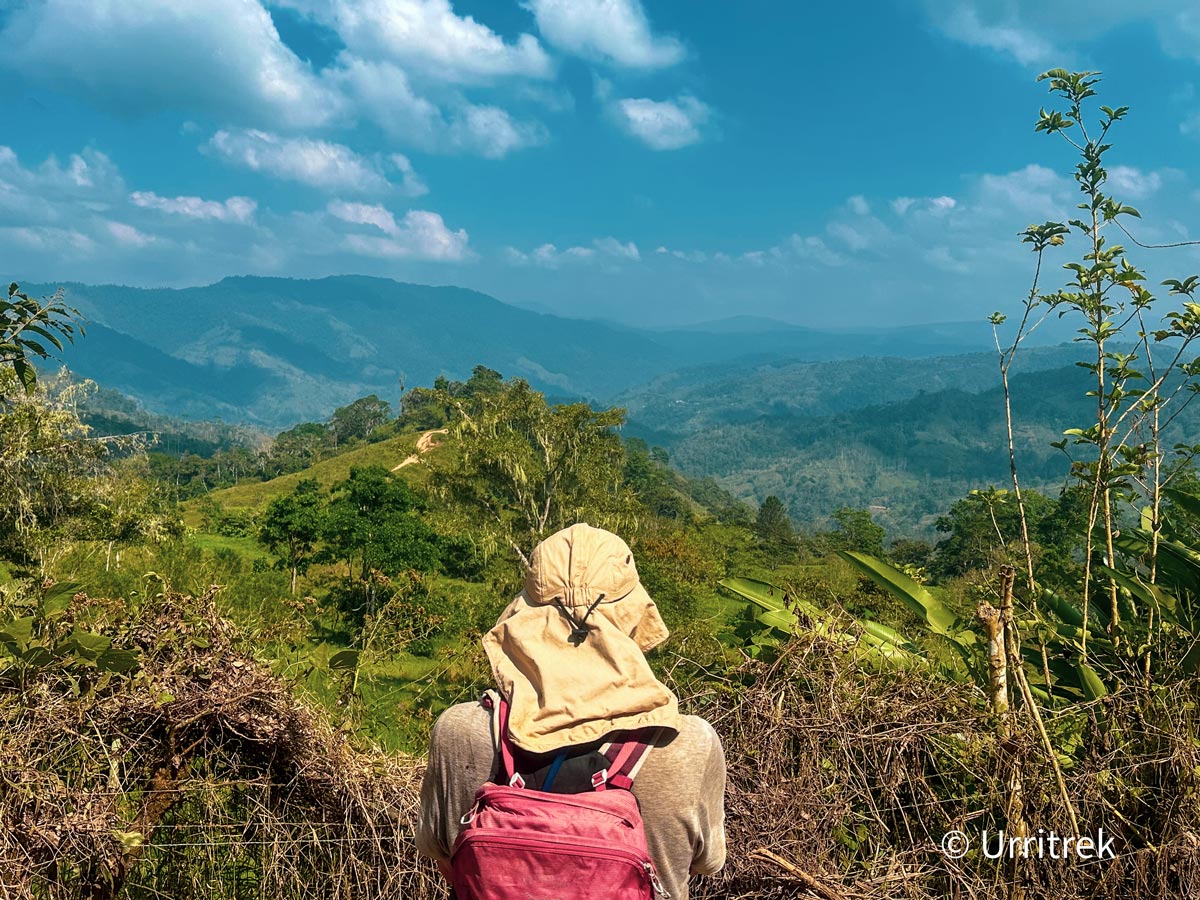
430 699 490 743
651 714 722 763
676 714 721 747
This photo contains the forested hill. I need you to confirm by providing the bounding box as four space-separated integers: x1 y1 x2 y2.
632 355 1200 536
27 275 1005 426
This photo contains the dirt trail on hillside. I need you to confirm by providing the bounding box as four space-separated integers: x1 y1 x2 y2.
392 428 447 470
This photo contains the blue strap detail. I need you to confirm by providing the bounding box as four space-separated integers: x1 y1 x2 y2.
541 750 567 792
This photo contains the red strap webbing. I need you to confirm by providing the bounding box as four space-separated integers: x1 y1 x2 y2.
486 693 656 792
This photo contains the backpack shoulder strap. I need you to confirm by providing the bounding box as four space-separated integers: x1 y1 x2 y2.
482 691 660 793
481 690 523 787
595 729 659 791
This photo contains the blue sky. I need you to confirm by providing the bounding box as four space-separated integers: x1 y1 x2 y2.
3 0 1200 327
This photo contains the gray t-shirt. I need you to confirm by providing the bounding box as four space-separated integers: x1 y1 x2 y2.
416 701 727 900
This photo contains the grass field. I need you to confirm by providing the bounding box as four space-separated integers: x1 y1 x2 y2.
198 432 425 513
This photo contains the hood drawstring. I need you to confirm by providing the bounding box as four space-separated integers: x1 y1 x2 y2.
555 593 606 646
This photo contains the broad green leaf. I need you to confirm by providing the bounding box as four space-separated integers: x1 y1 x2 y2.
1164 487 1200 523
1181 640 1200 676
1077 662 1109 700
837 551 968 640
97 649 140 673
62 631 112 659
329 649 360 670
0 616 36 651
756 609 798 633
718 577 789 612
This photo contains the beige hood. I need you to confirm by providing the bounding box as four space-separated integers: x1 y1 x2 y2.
482 523 683 753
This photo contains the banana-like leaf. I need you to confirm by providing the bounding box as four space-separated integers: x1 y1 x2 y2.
1102 567 1182 627
756 608 799 633
1181 640 1200 676
1037 587 1085 629
837 551 970 642
1077 661 1110 700
858 619 918 651
1164 487 1200 525
718 577 788 612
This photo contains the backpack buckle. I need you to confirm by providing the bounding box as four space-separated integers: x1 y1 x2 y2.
590 768 609 789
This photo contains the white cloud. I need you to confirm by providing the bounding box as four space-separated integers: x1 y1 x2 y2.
784 235 849 267
935 5 1058 66
130 192 258 223
848 195 871 216
613 95 711 150
286 0 551 83
332 58 546 158
390 154 429 197
524 0 684 68
1107 166 1163 200
106 221 156 247
921 1 1200 67
328 202 469 260
505 236 640 267
206 129 404 193
592 236 640 261
447 104 548 158
1 2 553 161
893 195 957 216
0 0 339 128
328 199 403 236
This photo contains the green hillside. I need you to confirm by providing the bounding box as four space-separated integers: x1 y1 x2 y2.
639 359 1200 536
190 431 425 517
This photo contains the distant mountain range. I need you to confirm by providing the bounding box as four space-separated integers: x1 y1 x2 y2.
27 275 1014 426
622 350 1200 537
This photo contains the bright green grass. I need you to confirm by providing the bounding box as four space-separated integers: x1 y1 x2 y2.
189 432 425 517
191 533 262 558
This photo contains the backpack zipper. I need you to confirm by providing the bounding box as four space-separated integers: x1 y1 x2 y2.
454 830 670 898
480 788 639 828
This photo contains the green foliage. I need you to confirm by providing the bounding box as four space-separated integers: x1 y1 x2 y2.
430 375 638 563
259 479 326 593
754 495 797 563
329 394 392 446
1 282 81 394
323 466 443 586
827 507 887 557
0 580 140 688
1030 68 1200 644
931 488 1057 579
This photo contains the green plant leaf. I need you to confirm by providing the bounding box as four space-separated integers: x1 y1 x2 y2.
1077 662 1109 700
97 649 140 673
837 551 968 640
329 649 361 670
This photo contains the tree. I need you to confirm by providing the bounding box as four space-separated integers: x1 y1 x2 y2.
1017 69 1200 648
329 395 391 446
259 479 327 594
754 495 796 563
825 507 886 558
1 282 80 395
0 371 120 568
266 421 333 476
88 458 184 572
323 466 443 613
430 376 638 566
931 488 1054 580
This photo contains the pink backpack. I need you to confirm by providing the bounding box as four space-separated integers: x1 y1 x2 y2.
450 693 671 900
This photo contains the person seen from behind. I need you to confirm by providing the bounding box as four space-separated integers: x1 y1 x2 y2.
416 522 726 899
